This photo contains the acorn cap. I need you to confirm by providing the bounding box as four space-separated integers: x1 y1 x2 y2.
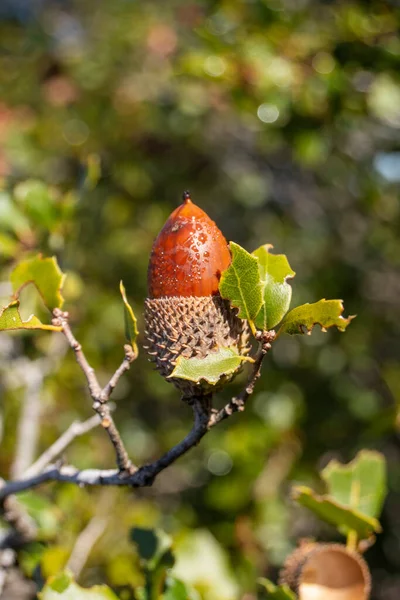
145 295 249 396
145 193 249 395
279 542 371 600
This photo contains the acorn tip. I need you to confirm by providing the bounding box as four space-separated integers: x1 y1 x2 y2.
182 190 191 203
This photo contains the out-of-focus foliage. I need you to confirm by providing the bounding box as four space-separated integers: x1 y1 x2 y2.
258 579 295 600
0 255 66 332
40 571 118 599
11 254 65 310
322 450 387 521
0 0 400 599
293 450 386 541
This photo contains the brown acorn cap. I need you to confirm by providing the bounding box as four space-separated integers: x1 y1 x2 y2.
279 542 371 600
144 295 250 396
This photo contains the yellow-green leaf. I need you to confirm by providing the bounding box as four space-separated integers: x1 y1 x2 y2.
0 300 62 332
84 154 101 190
292 485 381 540
322 450 386 520
252 244 295 330
277 299 354 337
219 242 263 332
40 571 118 599
0 190 31 234
120 280 139 353
169 347 253 385
258 578 296 600
11 255 65 311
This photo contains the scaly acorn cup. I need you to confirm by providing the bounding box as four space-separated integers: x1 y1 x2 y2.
279 542 371 600
144 192 250 397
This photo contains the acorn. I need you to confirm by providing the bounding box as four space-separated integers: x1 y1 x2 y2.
144 192 249 397
279 542 371 600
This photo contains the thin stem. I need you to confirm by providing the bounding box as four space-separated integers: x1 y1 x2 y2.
66 516 108 578
208 330 275 428
53 309 102 399
101 344 137 401
0 480 37 549
23 415 101 479
52 309 137 474
347 529 358 552
11 359 45 479
0 322 274 499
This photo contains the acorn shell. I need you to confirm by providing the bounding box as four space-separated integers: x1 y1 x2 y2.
144 295 250 396
147 196 231 298
279 542 371 600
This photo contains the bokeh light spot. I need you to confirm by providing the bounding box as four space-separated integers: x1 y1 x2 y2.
207 450 233 476
62 119 89 146
204 55 227 77
257 103 280 123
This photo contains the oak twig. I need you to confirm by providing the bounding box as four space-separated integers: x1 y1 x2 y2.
208 330 275 427
0 549 15 596
66 516 108 578
11 360 44 479
23 415 101 479
0 479 37 550
0 331 274 500
52 309 137 474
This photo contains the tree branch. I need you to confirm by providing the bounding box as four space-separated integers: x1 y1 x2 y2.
66 516 108 579
0 549 15 597
10 360 44 479
0 479 37 550
52 309 137 474
22 415 101 479
0 332 274 499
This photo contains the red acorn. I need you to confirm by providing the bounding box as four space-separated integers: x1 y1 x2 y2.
145 192 249 396
148 191 232 298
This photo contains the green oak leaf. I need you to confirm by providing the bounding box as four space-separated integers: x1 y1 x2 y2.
219 242 263 333
0 190 31 234
258 578 296 599
39 571 118 599
164 576 199 600
277 299 354 337
292 485 381 539
0 300 62 332
120 280 139 353
322 450 386 520
11 255 65 311
130 527 173 578
130 528 160 562
14 179 57 229
169 347 253 385
252 244 295 330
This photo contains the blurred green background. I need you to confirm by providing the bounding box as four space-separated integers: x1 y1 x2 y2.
0 0 400 598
